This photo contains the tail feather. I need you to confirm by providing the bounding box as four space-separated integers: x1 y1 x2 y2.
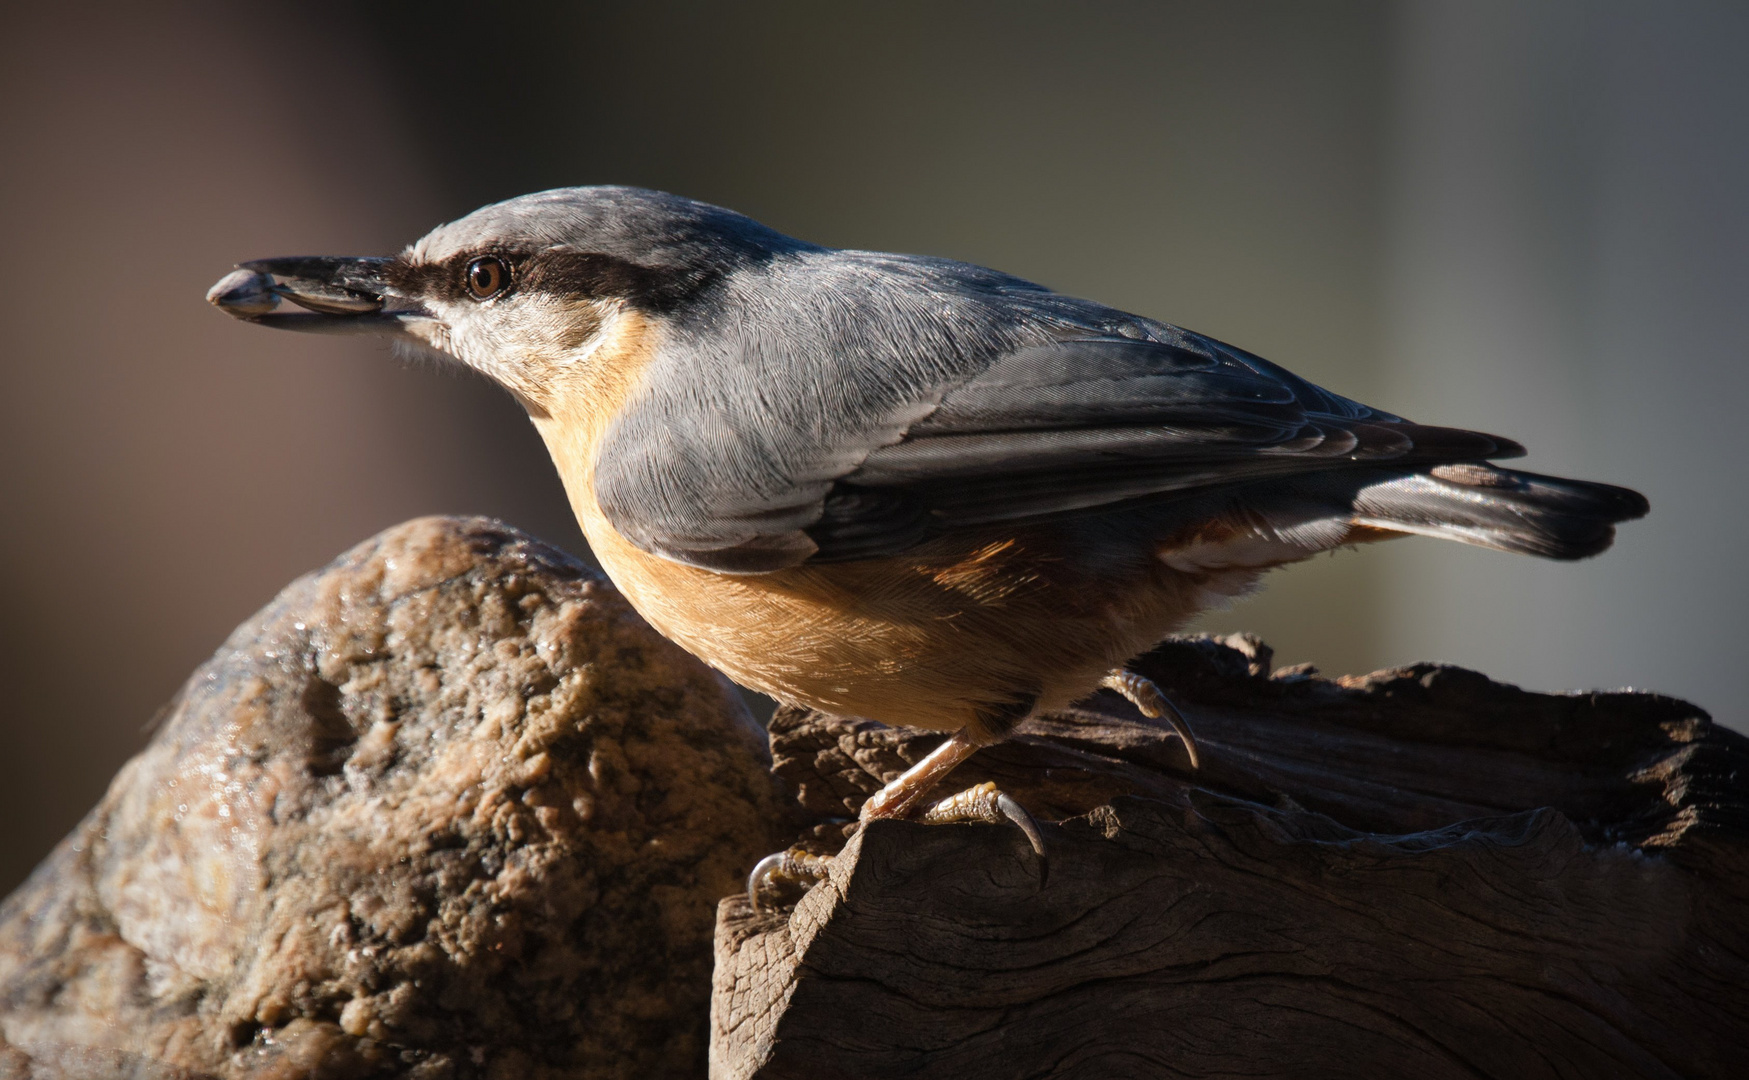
1347 463 1649 561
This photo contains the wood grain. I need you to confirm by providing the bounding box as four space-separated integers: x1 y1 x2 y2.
711 634 1749 1079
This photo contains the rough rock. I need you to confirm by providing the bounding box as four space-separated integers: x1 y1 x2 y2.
0 517 786 1079
712 635 1749 1079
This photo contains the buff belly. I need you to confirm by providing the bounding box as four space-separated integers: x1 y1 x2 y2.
576 498 1235 736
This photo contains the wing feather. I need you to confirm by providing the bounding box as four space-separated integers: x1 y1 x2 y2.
806 332 1519 560
592 251 1522 572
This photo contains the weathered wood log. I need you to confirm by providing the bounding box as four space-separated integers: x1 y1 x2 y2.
711 635 1749 1079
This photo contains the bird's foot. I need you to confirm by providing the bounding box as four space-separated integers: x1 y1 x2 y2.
916 781 1044 846
916 780 1048 883
856 725 989 820
1101 668 1201 768
749 721 1049 910
861 774 1048 884
747 847 834 912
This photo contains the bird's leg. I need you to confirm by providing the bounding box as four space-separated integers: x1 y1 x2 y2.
856 688 1035 821
858 726 990 820
748 727 994 910
863 702 1047 876
748 700 1041 910
1101 668 1201 768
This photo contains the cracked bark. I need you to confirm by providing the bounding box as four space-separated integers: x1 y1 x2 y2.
710 635 1749 1080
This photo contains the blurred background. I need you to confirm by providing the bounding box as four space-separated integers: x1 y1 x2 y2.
3 1 1745 892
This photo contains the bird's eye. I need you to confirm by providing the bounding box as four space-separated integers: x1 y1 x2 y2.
465 256 510 300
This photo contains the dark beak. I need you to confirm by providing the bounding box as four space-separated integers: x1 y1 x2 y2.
207 256 431 335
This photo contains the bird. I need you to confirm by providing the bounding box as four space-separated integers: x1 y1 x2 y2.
209 185 1649 902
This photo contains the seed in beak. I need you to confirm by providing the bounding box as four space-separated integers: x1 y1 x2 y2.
207 269 280 319
270 277 385 315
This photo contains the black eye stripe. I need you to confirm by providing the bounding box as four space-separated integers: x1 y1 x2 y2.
385 249 703 311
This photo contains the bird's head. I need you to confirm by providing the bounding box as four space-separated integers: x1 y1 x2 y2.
209 186 807 416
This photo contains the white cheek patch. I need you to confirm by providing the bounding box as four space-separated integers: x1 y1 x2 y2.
433 294 620 391
401 316 454 357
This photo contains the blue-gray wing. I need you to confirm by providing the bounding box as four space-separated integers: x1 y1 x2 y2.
592 252 1520 572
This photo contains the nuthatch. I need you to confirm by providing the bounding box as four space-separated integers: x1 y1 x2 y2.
211 186 1648 902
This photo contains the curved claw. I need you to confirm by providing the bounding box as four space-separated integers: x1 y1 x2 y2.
996 793 1046 858
1151 693 1202 770
746 848 833 912
1101 669 1202 769
746 852 788 910
918 782 1049 889
996 792 1049 888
